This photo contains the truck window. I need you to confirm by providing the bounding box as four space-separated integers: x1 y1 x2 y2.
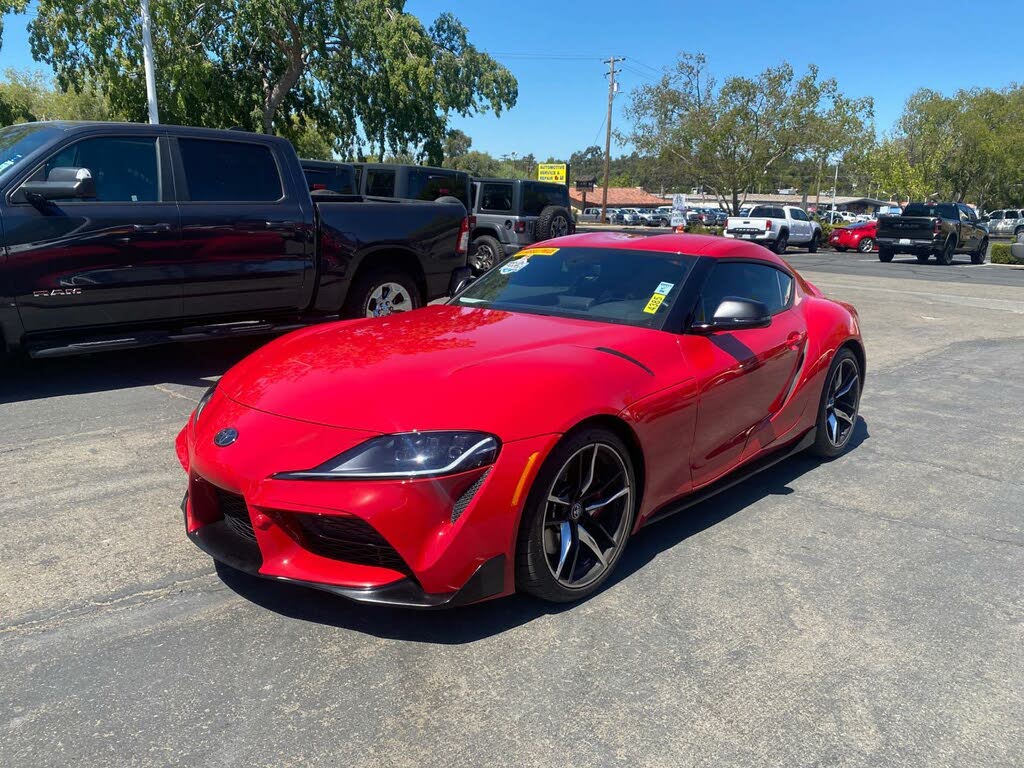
750 206 784 219
179 139 282 202
521 182 568 216
39 136 159 202
408 169 468 207
479 182 513 212
365 169 395 197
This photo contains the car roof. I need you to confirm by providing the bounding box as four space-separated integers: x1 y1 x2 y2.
535 231 792 266
16 120 293 144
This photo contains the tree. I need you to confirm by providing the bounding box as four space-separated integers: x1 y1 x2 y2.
0 68 112 123
443 128 472 163
623 53 873 214
445 149 502 177
23 1 517 159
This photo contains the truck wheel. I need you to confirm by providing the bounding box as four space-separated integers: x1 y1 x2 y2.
535 206 572 240
971 237 988 265
935 237 955 265
1015 226 1024 239
773 231 789 254
878 247 894 263
807 232 820 253
470 235 502 274
343 268 422 319
915 253 931 264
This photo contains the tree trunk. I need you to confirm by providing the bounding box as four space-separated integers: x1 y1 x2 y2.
262 44 304 134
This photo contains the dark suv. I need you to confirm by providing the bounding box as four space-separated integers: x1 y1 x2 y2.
468 179 574 272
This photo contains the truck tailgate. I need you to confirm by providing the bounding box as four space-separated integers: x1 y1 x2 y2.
878 216 934 240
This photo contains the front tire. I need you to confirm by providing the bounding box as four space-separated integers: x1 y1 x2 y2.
516 428 636 603
342 268 422 319
807 348 862 459
971 237 988 265
470 235 502 274
878 246 894 262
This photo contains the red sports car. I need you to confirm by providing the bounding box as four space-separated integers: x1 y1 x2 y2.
829 220 878 252
176 233 864 607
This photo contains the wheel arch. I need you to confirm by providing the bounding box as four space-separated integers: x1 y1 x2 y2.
839 338 866 384
349 247 427 304
563 414 647 515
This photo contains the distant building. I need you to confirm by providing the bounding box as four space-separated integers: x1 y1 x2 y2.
569 186 666 211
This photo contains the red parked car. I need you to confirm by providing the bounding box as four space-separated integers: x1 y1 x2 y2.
829 220 878 252
177 233 865 608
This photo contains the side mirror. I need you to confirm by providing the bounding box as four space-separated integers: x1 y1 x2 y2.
447 265 476 297
692 297 772 334
20 167 96 202
1012 242 1024 261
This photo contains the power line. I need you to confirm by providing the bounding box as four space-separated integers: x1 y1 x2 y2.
601 56 624 224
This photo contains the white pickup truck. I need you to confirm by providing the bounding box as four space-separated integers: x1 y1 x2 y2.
724 204 822 254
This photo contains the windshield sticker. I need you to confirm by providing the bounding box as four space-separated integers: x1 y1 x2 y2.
654 281 675 295
499 257 530 275
516 247 559 257
643 294 666 314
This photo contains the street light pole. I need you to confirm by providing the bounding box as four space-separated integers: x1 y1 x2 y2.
140 0 160 124
831 162 839 212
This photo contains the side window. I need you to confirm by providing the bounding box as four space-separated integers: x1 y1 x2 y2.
365 169 395 197
407 169 468 207
990 211 1003 220
521 182 567 215
179 139 281 202
35 136 159 202
696 262 794 322
791 208 808 221
479 182 513 212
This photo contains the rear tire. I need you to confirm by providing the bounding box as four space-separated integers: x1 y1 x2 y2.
807 348 862 460
878 247 894 262
470 235 502 274
857 237 874 253
971 237 988 265
342 267 422 319
773 231 789 254
935 237 955 265
516 428 636 603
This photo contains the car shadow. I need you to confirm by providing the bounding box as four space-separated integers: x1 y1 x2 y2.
0 337 271 404
217 417 870 644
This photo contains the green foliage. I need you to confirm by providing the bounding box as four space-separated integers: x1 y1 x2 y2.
861 85 1024 208
819 222 835 242
624 52 873 215
22 1 516 159
443 128 472 162
0 68 112 123
990 243 1020 264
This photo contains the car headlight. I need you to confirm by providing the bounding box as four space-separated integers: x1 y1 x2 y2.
274 431 500 480
193 385 216 424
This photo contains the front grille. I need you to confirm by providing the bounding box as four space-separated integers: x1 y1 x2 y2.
215 487 257 542
451 469 490 524
294 514 411 575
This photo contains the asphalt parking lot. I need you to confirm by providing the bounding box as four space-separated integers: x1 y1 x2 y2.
2 251 1022 767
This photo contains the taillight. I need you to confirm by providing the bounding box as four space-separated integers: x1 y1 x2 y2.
456 215 474 256
765 219 772 230
933 219 941 234
514 221 527 233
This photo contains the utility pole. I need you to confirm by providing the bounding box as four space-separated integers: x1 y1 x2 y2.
831 162 839 213
600 56 623 224
140 0 160 124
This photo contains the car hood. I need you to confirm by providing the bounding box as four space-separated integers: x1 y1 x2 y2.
217 305 685 440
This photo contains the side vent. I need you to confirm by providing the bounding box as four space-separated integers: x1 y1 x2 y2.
451 470 491 524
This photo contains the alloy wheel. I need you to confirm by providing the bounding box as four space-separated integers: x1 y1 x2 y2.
366 282 414 317
825 358 860 448
550 215 570 238
472 243 496 272
542 443 632 589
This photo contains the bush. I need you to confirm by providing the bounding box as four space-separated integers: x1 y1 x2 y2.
686 223 723 236
819 222 835 243
990 242 1021 264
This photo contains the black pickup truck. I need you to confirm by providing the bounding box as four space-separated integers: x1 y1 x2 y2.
0 122 472 358
876 202 988 265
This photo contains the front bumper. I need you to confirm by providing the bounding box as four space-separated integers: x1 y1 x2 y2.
177 391 558 608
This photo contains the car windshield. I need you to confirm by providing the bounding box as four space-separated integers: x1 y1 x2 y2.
0 123 63 185
451 246 696 329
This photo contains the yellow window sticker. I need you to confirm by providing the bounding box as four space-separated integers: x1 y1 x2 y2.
643 294 666 314
515 247 560 257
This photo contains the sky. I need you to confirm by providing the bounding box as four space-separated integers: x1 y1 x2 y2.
1 0 1019 160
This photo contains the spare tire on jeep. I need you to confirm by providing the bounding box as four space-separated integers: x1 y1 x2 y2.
535 205 572 240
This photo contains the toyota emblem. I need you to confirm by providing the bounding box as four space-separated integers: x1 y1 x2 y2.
213 427 239 447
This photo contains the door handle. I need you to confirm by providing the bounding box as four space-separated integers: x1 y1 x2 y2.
132 223 172 234
786 331 806 350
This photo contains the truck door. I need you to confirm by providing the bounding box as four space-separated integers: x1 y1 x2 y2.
2 132 182 334
172 136 310 319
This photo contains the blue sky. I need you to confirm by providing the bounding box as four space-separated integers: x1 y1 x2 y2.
2 0 1019 159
